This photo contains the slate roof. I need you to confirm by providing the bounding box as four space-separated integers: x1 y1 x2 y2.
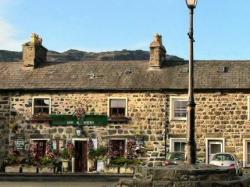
0 60 249 91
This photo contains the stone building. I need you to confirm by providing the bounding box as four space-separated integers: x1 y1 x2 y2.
0 33 250 172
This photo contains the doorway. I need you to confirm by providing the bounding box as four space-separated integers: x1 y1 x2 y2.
74 140 88 172
206 139 224 163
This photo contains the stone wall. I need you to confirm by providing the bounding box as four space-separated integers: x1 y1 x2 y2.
168 92 250 163
9 92 166 166
0 94 10 167
5 91 250 166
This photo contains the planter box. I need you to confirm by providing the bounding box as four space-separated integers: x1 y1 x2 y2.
5 165 21 173
120 167 134 174
22 166 38 173
97 160 105 172
104 166 134 174
39 167 54 173
104 167 118 174
62 160 69 172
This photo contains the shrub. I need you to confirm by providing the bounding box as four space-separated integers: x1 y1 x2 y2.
89 146 107 161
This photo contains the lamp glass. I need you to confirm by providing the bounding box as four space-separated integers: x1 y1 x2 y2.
76 127 81 137
186 0 197 8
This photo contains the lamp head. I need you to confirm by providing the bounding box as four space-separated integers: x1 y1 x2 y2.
186 0 197 9
76 126 82 137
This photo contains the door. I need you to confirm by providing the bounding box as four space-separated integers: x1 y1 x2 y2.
75 141 88 172
207 140 223 163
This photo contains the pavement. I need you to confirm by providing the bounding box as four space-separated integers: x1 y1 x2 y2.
0 181 115 187
0 172 132 182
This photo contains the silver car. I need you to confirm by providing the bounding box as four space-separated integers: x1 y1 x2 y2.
209 152 243 176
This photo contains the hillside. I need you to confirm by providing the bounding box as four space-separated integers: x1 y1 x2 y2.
0 49 183 62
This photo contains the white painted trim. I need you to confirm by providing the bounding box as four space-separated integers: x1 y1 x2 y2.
169 138 186 152
30 138 50 142
205 138 225 164
248 96 250 120
72 138 89 173
32 96 51 115
107 97 128 117
72 138 89 143
243 139 250 168
169 96 187 121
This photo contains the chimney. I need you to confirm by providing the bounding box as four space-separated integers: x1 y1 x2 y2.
149 34 166 68
22 33 47 68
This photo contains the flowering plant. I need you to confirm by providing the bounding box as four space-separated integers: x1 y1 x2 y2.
61 140 74 160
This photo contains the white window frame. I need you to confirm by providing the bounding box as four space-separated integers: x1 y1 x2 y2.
243 139 250 168
107 97 128 117
169 138 186 152
205 138 225 164
170 96 187 121
32 96 51 115
248 96 250 120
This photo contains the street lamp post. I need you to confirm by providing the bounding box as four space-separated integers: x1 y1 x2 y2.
185 0 197 165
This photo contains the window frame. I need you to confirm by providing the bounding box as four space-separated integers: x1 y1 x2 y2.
108 138 127 158
248 96 250 120
169 138 186 153
32 96 51 115
107 97 128 117
170 96 188 121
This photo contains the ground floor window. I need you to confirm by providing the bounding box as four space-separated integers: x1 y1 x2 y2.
243 139 250 167
169 138 186 152
206 138 224 164
109 139 126 158
31 140 48 160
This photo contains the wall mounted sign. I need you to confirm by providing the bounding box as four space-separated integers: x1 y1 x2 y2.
49 114 108 126
16 139 25 150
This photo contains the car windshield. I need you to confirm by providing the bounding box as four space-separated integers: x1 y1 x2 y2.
166 152 185 161
212 154 234 161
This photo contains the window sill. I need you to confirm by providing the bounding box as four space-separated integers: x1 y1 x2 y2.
108 116 130 124
170 118 187 121
31 114 50 123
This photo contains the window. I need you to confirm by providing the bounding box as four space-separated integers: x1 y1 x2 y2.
170 96 187 120
109 139 126 159
248 97 250 120
170 138 186 152
31 140 48 159
206 138 224 164
109 98 127 118
32 97 51 115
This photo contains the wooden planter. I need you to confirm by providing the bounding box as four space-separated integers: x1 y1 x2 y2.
104 166 118 174
22 166 38 173
104 166 134 174
5 165 21 173
39 167 54 173
120 167 134 174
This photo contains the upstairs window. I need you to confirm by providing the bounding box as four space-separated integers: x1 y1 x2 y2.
170 96 187 120
109 98 127 118
32 97 51 115
248 97 250 120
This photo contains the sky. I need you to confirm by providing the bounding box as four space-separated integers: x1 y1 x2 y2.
1 0 250 60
